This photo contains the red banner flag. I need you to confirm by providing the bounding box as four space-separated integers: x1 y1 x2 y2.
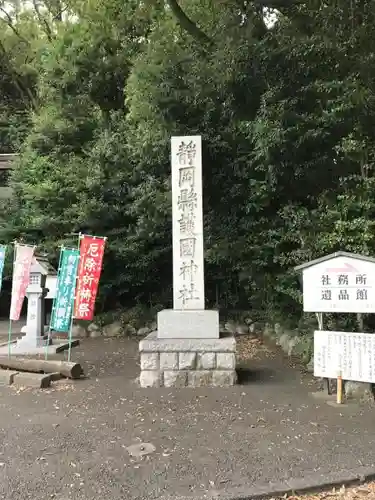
10 244 35 321
74 236 106 320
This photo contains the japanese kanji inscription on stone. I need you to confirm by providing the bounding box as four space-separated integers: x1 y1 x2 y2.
171 136 204 310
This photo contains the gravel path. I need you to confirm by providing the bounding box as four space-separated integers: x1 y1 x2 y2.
0 336 374 500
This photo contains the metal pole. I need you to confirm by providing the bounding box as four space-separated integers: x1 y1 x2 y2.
7 242 17 358
45 246 64 360
68 233 81 362
316 312 331 395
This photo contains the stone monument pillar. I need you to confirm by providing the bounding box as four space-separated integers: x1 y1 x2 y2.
139 136 236 387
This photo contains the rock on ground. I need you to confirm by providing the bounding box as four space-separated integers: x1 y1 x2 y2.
345 381 372 400
72 324 88 338
103 322 122 337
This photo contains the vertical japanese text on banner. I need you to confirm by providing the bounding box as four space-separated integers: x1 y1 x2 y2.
74 236 106 320
50 248 79 332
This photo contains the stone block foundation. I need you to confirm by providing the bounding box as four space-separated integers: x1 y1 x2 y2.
139 332 237 388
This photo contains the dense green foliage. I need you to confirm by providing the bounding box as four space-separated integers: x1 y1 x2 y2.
1 0 375 321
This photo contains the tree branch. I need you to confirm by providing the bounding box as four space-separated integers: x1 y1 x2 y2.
0 7 30 45
0 40 38 110
54 5 67 22
32 0 54 42
44 0 65 23
166 0 212 46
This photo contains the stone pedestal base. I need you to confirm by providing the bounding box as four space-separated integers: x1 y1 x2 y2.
139 332 237 388
15 333 47 349
157 309 219 339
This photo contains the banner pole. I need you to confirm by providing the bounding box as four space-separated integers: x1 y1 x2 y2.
67 233 81 362
45 246 64 360
7 320 12 359
0 244 7 294
8 242 17 358
67 311 74 362
79 233 106 240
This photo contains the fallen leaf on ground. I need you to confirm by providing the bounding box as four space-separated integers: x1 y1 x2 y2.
237 336 274 361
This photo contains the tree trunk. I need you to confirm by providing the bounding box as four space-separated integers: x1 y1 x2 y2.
0 358 83 379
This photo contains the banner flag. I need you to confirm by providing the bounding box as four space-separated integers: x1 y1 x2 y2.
50 248 79 332
74 236 106 320
0 245 6 292
10 244 35 321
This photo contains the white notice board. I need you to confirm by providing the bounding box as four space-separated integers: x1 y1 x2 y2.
314 330 375 383
302 256 375 313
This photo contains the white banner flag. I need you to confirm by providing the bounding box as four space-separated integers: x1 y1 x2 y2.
10 244 35 321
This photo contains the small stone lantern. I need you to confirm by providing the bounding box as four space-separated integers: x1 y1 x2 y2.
17 255 56 349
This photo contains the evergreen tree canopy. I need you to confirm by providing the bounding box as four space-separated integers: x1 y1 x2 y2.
1 0 375 319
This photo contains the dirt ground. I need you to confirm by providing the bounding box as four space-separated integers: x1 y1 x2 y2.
0 335 375 500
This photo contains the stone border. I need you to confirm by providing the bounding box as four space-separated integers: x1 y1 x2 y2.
72 319 157 339
262 322 314 367
158 466 375 500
